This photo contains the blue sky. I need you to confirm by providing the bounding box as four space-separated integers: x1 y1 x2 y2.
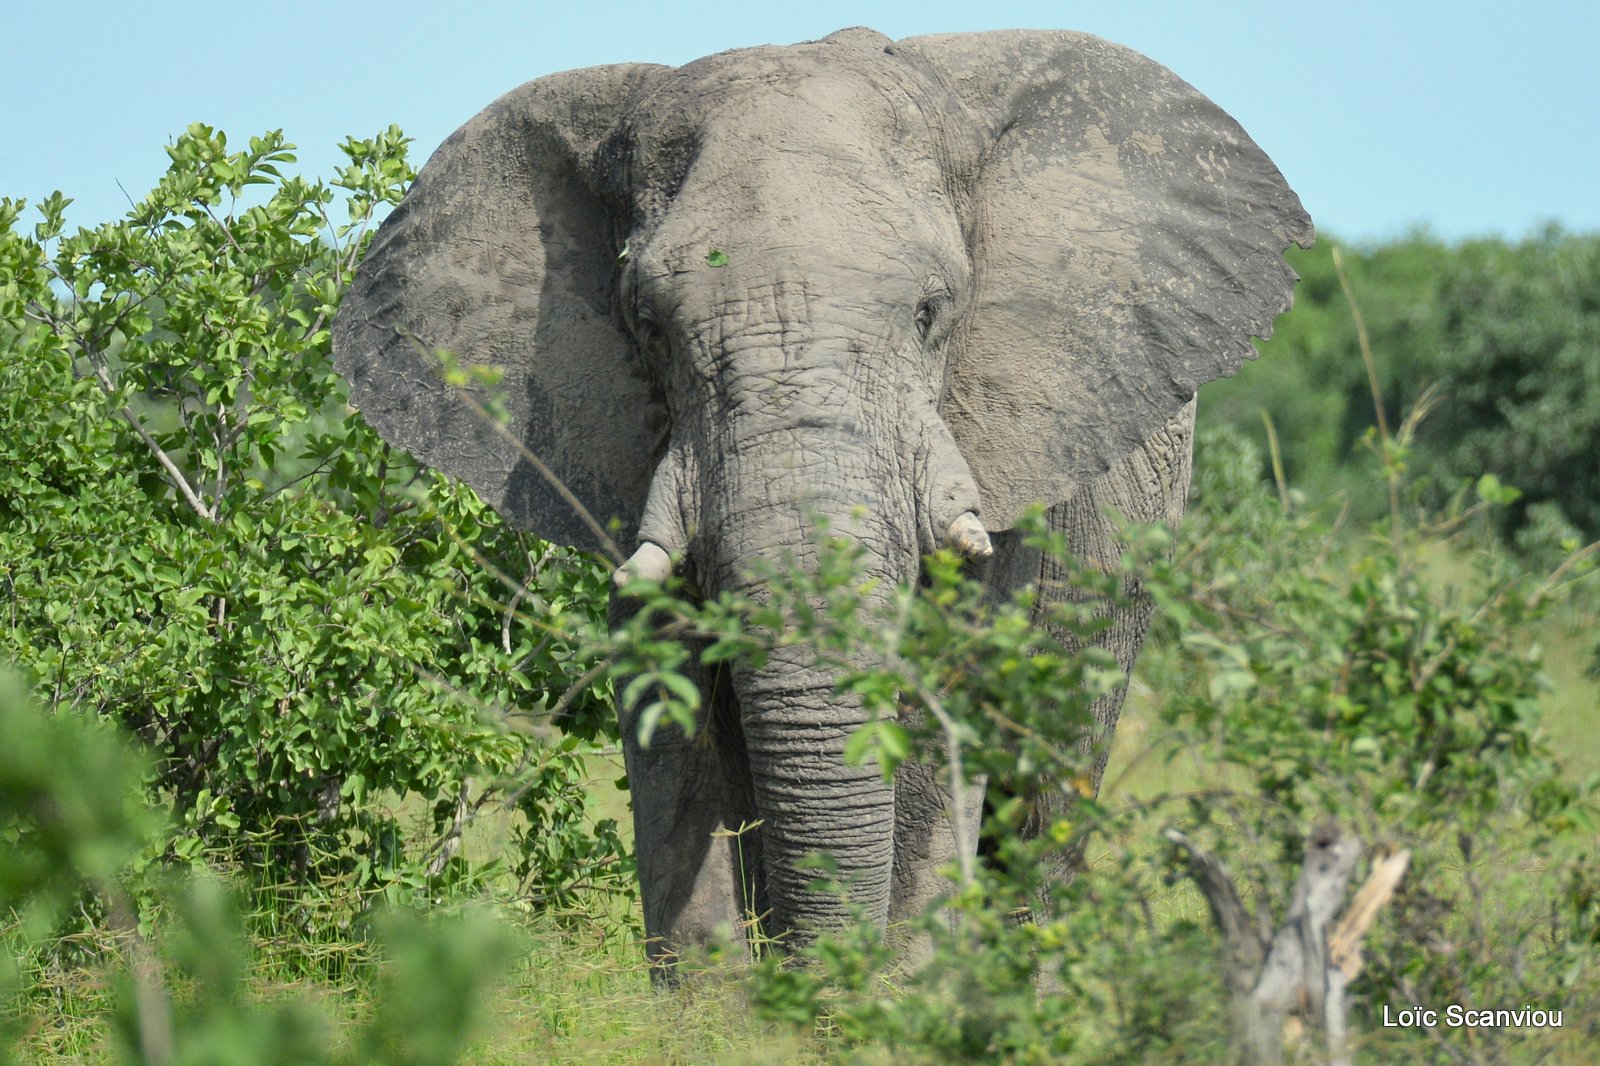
4 0 1595 244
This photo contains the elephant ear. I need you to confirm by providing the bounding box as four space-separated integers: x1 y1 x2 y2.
892 30 1314 529
333 63 666 554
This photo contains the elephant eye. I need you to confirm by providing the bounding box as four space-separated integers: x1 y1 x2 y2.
631 306 664 350
915 282 952 344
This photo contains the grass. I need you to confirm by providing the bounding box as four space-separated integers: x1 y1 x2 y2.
467 925 818 1064
1518 619 1599 778
6 904 817 1065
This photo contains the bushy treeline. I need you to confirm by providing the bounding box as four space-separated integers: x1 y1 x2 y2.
1207 227 1600 550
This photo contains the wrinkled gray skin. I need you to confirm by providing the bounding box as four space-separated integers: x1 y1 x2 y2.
333 27 1312 967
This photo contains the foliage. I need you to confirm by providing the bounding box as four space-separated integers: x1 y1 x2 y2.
2 672 161 1055
1152 425 1570 831
1145 423 1598 1059
0 127 623 904
492 246 1600 1058
0 671 519 1066
696 420 1600 1063
7 122 1600 1063
1207 228 1600 546
0 674 158 924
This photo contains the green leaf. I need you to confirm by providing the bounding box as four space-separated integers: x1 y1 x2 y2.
1475 472 1522 507
705 249 728 268
655 671 701 712
876 721 910 765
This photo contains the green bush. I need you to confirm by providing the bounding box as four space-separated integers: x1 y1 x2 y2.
0 127 625 906
706 422 1599 1063
1206 229 1600 546
1 671 520 1065
1145 423 1598 1060
7 123 1597 1064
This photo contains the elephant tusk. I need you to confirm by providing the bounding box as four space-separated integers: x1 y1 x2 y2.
945 511 993 559
613 541 674 589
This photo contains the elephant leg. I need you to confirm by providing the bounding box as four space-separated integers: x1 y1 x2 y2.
981 400 1195 886
609 595 764 974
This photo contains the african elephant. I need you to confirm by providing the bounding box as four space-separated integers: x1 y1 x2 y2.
332 27 1311 966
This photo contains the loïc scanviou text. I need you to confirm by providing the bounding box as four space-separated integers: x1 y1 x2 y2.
1383 1005 1563 1029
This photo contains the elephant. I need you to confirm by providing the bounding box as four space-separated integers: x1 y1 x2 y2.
331 27 1312 967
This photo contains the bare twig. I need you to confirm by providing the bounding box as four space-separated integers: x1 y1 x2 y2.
918 682 976 888
1526 537 1600 608
425 779 472 876
503 545 556 654
200 200 246 258
874 585 978 889
1164 828 1267 995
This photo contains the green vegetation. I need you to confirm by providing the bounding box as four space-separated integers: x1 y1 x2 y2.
1210 228 1600 548
3 129 1597 1063
0 125 623 905
721 418 1597 1064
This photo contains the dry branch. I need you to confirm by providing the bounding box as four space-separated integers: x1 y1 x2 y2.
1167 823 1409 1066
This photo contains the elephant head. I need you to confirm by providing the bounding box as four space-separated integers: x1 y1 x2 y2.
333 27 1311 950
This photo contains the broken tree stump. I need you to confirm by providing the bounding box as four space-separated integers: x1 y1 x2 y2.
1165 823 1411 1065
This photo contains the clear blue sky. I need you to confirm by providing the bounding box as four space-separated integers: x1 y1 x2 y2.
5 0 1595 244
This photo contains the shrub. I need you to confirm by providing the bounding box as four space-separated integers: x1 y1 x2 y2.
704 421 1600 1063
1 670 520 1065
0 127 625 907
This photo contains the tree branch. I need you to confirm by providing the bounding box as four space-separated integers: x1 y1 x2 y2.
84 359 215 523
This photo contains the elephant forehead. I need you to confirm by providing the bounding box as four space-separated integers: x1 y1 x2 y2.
628 199 954 315
629 46 937 166
625 105 960 285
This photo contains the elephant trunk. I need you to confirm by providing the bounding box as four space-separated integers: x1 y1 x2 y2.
623 309 989 945
697 319 969 942
711 447 913 942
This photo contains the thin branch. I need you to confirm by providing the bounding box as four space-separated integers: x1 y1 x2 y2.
980 704 1081 778
200 200 246 258
503 545 556 654
343 218 374 278
260 458 338 501
1163 827 1266 995
84 359 215 522
875 587 977 889
918 681 976 889
1527 537 1600 609
424 779 472 876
